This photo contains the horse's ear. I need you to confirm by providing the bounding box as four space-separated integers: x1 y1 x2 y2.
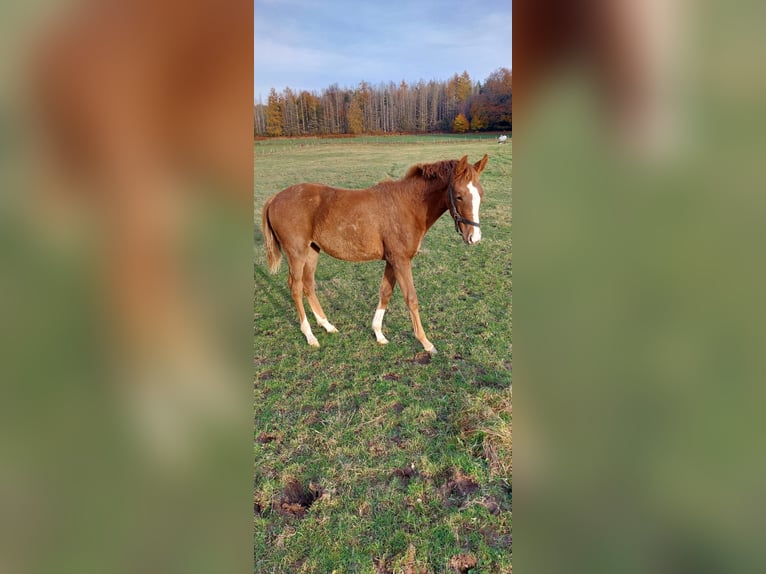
456 155 469 176
474 154 489 173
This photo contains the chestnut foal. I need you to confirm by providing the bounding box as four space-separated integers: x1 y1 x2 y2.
262 154 489 353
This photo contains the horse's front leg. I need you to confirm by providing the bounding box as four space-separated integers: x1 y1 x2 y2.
391 259 436 354
372 262 397 344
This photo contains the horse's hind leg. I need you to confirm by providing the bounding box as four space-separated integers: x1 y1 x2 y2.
303 248 338 334
286 253 319 347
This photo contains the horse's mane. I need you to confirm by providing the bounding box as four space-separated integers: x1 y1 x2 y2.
404 159 457 182
371 159 458 193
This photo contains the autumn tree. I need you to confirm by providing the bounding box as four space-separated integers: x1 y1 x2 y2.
446 71 473 118
452 113 469 133
347 95 364 134
471 68 512 131
469 110 489 131
265 88 283 136
299 90 321 133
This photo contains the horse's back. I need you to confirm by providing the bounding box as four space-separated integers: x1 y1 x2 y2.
268 183 338 224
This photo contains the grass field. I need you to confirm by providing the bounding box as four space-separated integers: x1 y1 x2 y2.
254 135 512 573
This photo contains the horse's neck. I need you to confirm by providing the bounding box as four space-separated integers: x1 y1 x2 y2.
417 179 450 230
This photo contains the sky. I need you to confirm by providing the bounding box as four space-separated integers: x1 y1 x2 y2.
254 0 512 102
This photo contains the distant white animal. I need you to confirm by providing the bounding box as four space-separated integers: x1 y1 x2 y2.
497 135 508 144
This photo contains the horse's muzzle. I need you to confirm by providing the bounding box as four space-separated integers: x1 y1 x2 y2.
466 228 482 245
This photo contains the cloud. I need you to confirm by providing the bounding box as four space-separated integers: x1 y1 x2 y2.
254 1 512 100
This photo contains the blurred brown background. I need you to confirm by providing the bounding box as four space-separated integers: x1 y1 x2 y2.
1 0 252 572
514 1 766 572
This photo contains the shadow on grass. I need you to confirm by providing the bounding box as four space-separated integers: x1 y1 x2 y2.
254 264 292 315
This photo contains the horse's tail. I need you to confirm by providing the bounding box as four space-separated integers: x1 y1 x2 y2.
261 196 282 274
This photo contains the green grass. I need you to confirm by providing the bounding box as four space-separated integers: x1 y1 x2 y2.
254 135 511 573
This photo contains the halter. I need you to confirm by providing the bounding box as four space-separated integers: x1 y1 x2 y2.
448 181 481 235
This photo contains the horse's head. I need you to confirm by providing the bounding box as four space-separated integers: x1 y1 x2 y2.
450 154 489 245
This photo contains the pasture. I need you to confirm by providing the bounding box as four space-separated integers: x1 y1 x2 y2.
254 135 512 573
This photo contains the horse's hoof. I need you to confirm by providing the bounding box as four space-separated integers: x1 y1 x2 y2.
427 346 438 355
376 338 389 345
307 338 320 347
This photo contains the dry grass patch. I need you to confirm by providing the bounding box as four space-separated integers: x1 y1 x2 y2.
458 388 512 484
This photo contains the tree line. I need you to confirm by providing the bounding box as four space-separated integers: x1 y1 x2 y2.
254 68 511 137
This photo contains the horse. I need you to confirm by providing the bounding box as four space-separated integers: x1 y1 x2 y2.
261 154 489 354
498 135 508 144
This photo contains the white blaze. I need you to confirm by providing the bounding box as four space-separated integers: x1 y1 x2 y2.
467 181 482 243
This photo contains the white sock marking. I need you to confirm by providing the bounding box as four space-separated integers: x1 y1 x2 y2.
314 312 338 333
300 317 319 346
372 308 388 344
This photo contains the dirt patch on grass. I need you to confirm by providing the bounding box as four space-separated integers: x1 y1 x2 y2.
255 431 280 444
449 553 478 573
412 351 432 365
392 464 418 484
480 526 512 549
273 478 324 518
440 469 479 506
479 496 502 515
368 441 387 456
390 401 405 413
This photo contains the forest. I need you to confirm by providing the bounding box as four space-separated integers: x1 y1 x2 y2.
254 68 511 137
